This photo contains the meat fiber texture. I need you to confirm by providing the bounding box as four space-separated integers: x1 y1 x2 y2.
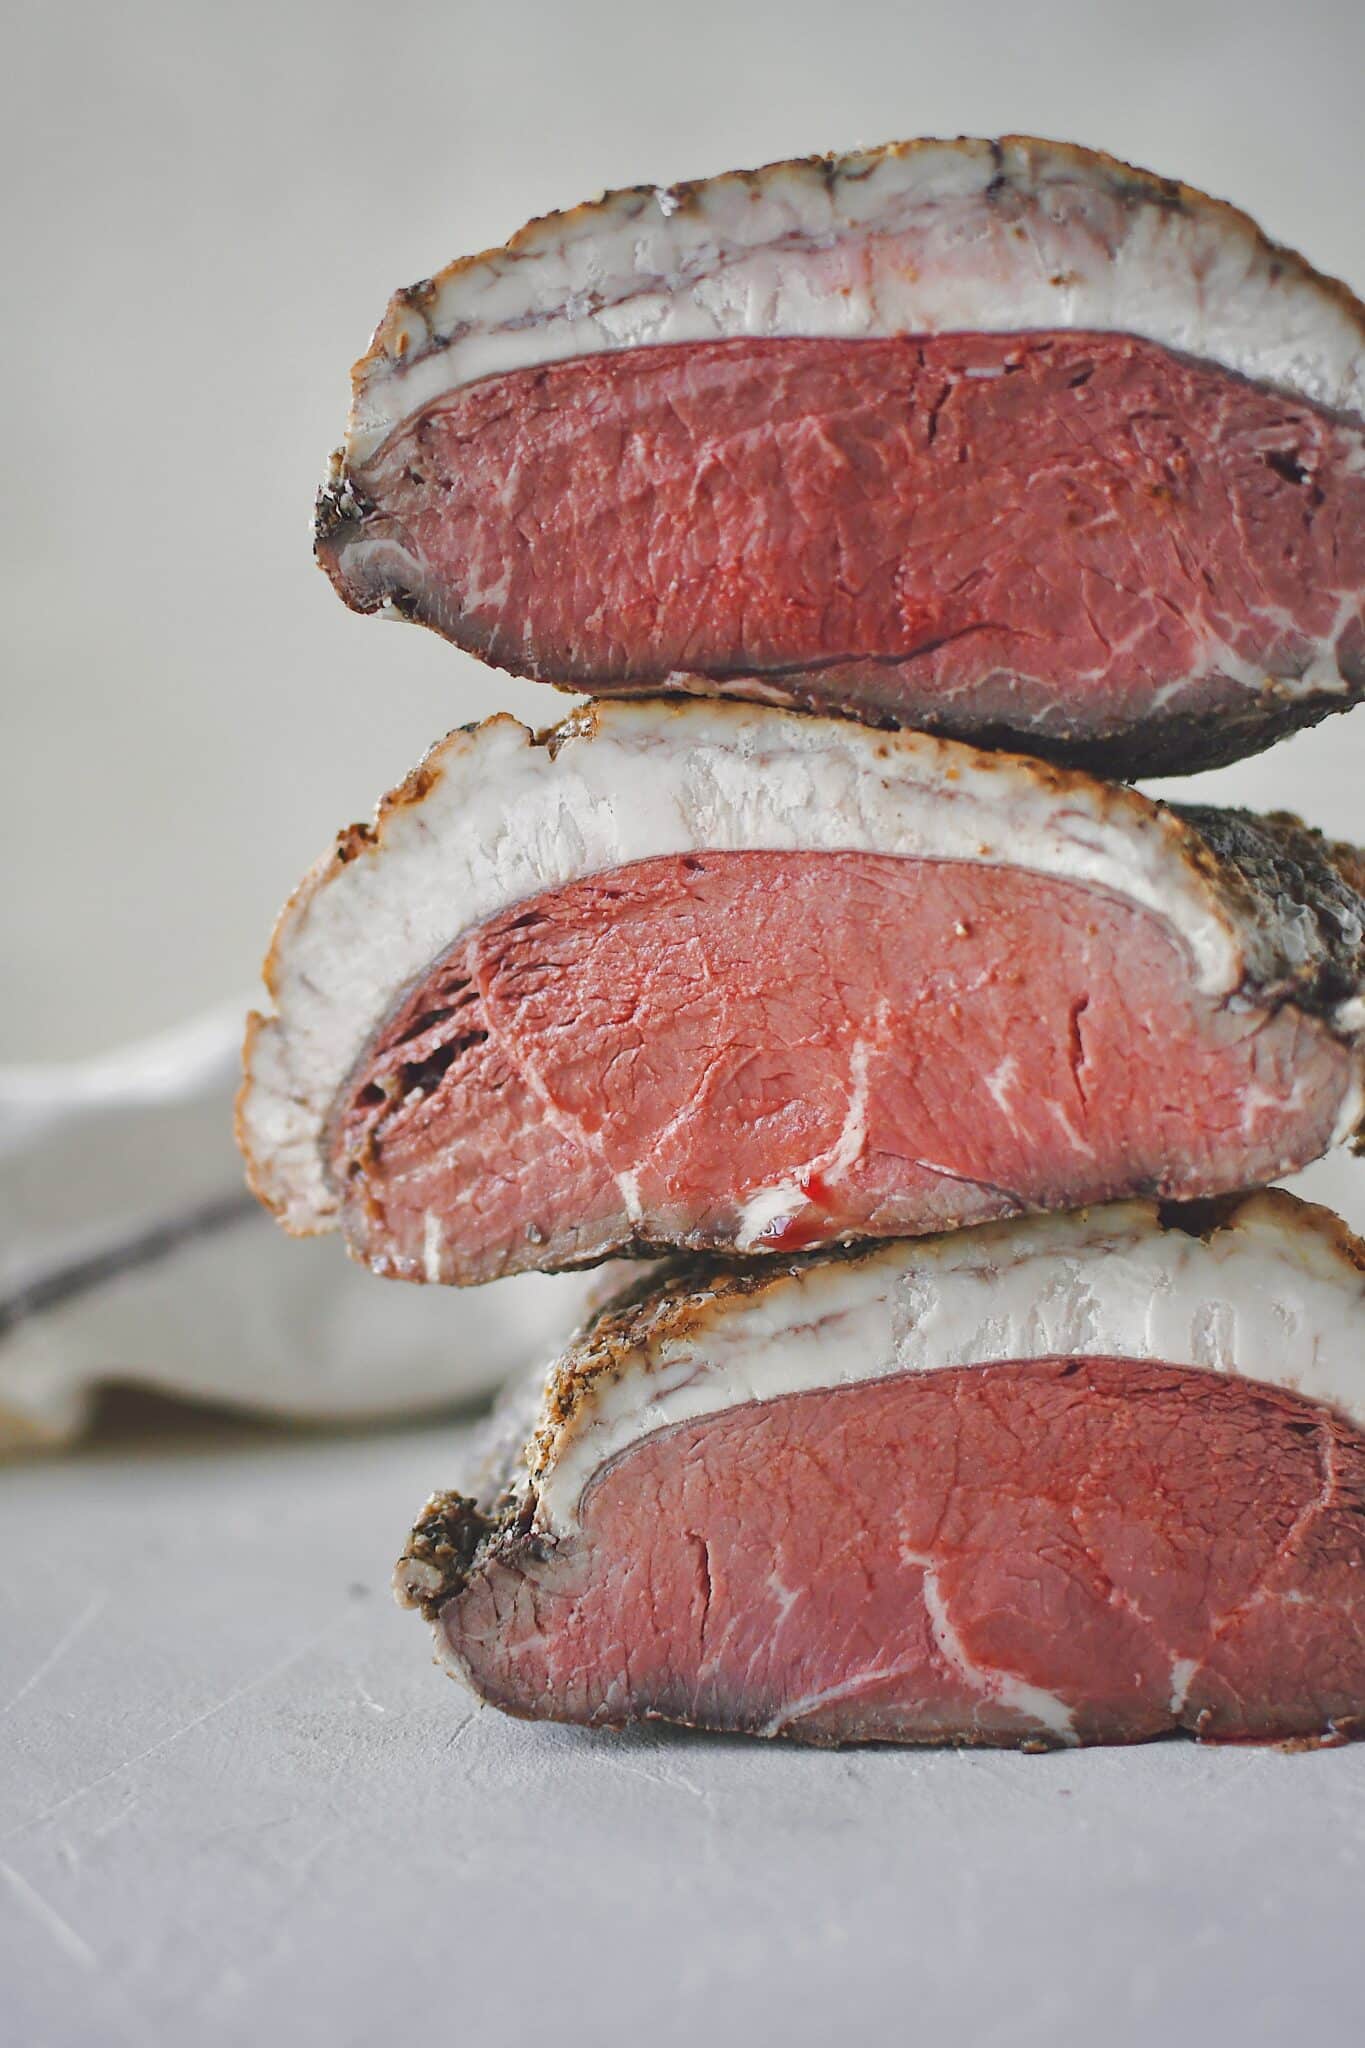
238 699 1365 1287
316 137 1365 776
396 1192 1365 1749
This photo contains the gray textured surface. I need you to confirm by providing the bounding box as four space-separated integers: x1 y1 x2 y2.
6 1 1364 2040
4 1413 1364 2048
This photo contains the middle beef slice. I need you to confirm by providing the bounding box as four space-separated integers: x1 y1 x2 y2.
238 699 1365 1289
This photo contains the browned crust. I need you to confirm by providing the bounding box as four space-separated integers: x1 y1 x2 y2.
1169 804 1365 1025
530 1191 1365 1461
395 1490 502 1618
354 135 1365 396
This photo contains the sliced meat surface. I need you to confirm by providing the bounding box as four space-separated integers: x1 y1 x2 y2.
239 701 1365 1276
321 332 1365 775
320 136 1365 774
424 1358 1365 1747
334 848 1354 1285
397 1193 1365 1748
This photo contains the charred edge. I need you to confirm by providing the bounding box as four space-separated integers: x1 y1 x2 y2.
312 467 420 623
1319 831 1365 904
1157 1189 1365 1270
394 1490 503 1618
1157 1191 1266 1241
423 1218 904 1295
313 463 373 552
333 821 377 865
394 276 437 323
1173 804 1365 1020
329 763 444 874
985 137 1006 199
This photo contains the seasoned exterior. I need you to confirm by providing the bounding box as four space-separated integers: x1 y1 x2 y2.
397 1194 1365 1748
318 138 1365 774
340 137 1365 457
238 701 1365 1282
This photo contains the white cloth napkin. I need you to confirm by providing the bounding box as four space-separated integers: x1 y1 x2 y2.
0 1005 606 1451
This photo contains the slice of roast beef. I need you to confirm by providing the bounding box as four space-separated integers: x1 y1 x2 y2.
396 1191 1365 1748
316 136 1365 776
238 700 1365 1284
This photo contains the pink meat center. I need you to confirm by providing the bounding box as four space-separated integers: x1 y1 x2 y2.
333 851 1350 1283
444 1356 1365 1745
357 332 1365 707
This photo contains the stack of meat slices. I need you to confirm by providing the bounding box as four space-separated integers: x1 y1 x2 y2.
242 136 1365 1748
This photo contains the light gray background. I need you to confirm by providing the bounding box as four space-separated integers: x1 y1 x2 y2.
5 0 1363 1062
5 1411 1365 2048
4 1 1365 2042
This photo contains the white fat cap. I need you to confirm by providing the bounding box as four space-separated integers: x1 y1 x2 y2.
346 136 1365 464
525 1192 1365 1538
238 698 1312 1236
